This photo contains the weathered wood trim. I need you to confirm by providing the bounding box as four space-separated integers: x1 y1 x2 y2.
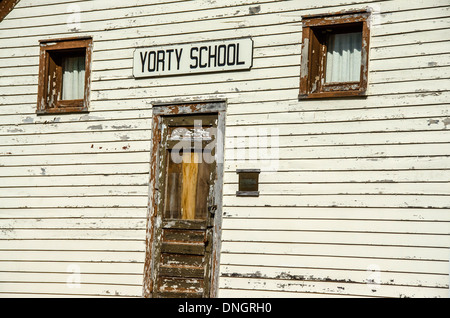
303 11 371 27
37 37 93 115
0 0 20 22
159 266 204 278
161 242 205 255
152 100 227 115
299 10 371 100
38 36 94 44
209 106 226 298
300 8 371 21
143 101 226 298
163 219 208 230
142 114 161 298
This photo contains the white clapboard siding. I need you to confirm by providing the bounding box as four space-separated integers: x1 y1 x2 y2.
0 185 148 197
224 131 450 149
0 173 149 187
224 144 450 161
224 182 450 195
218 276 448 298
0 153 151 166
225 117 448 136
0 118 154 135
222 206 450 222
225 156 450 172
221 229 450 248
0 250 145 263
2 130 151 146
225 91 450 114
1 0 449 298
225 104 450 126
0 260 145 273
0 140 151 156
0 229 146 240
0 239 146 252
219 264 450 288
0 207 148 219
221 218 450 235
224 170 450 183
0 110 154 125
220 242 450 262
219 253 449 276
222 194 450 209
0 283 143 298
0 218 147 230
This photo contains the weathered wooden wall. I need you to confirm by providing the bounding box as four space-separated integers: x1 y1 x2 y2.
0 0 449 297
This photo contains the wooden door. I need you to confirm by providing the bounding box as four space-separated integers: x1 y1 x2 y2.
151 114 219 298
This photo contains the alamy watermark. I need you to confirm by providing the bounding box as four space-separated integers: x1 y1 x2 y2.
66 4 81 31
169 120 280 172
66 264 81 288
366 264 382 292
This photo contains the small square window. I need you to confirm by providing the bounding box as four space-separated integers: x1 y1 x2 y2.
299 11 370 99
37 37 92 114
236 169 260 197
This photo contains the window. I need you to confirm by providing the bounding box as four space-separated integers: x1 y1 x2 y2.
299 11 370 99
37 37 92 114
236 169 260 197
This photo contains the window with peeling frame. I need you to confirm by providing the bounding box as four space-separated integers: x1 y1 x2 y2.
299 11 370 99
37 37 93 114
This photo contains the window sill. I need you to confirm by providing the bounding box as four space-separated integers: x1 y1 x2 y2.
36 107 89 115
298 90 367 100
236 191 260 197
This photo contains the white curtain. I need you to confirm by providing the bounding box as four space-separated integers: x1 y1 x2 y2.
325 32 362 83
62 56 85 100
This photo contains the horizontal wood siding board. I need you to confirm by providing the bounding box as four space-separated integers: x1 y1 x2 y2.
0 282 143 297
0 272 144 285
221 196 450 209
0 239 146 252
0 261 145 273
0 250 146 263
218 277 448 298
220 218 450 235
219 264 449 288
220 242 450 261
219 253 449 275
222 207 450 222
0 229 147 240
221 230 450 248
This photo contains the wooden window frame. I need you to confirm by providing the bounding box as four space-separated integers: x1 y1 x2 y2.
299 11 370 100
236 169 260 197
37 37 93 114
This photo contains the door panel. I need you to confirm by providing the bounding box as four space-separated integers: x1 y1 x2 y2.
164 151 210 220
151 113 218 298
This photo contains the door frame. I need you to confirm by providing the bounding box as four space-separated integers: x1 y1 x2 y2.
143 101 226 298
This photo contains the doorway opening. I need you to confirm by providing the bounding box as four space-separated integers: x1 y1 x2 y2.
143 102 226 298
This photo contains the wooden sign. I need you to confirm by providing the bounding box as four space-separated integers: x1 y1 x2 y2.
133 38 253 78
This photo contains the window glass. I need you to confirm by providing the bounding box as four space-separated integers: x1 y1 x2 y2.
325 32 362 83
62 55 85 100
